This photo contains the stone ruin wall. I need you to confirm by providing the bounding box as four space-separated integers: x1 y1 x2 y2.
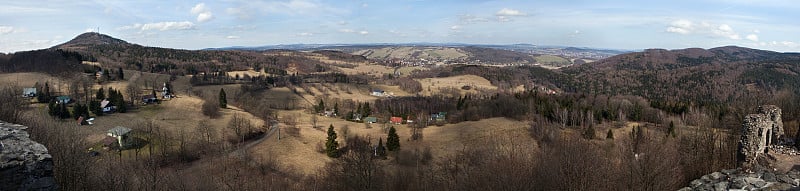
0 121 57 190
738 105 785 170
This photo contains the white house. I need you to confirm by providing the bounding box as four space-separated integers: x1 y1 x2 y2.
371 89 385 97
22 87 36 97
107 126 132 148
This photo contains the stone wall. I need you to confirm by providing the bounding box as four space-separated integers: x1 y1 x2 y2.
0 121 57 190
738 105 784 170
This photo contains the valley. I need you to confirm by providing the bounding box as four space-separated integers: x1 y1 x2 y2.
1 32 799 191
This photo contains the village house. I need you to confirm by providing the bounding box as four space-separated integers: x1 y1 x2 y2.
100 99 115 113
390 117 403 124
371 89 385 97
55 96 71 104
142 94 157 104
364 117 378 124
431 112 447 122
22 87 36 97
323 109 336 117
106 126 132 149
352 113 363 121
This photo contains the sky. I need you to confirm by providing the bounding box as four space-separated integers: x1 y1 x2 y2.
1 0 799 53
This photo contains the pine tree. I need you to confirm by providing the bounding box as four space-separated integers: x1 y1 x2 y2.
95 88 105 100
58 103 70 119
362 102 371 117
117 67 124 80
333 102 339 116
376 137 387 158
47 100 57 117
89 100 102 116
606 129 614 139
583 125 596 140
38 82 50 103
667 121 676 138
325 124 339 157
316 99 325 113
219 88 227 108
387 126 400 151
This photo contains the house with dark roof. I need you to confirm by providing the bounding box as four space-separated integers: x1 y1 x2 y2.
100 99 115 113
142 94 157 104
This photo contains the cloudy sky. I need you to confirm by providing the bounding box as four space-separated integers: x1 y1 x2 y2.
1 0 798 53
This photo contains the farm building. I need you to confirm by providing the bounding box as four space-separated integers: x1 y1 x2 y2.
431 112 447 121
22 87 36 97
100 99 115 113
107 126 132 148
371 89 385 97
55 96 71 104
364 117 378 124
390 117 403 124
142 94 157 104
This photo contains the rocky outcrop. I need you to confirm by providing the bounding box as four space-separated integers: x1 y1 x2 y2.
738 105 785 170
0 121 57 190
679 169 800 190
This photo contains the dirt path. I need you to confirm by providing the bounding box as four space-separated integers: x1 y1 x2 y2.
230 125 280 158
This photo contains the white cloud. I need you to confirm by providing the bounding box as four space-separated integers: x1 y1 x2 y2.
495 8 526 22
191 3 214 23
496 8 526 16
339 29 367 35
197 12 214 22
746 34 759 42
665 19 744 40
191 3 208 14
0 26 15 35
226 35 240 39
119 21 196 31
714 24 739 40
450 25 461 30
298 32 313 36
459 14 489 24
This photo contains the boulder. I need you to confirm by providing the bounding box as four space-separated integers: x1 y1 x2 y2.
0 121 57 190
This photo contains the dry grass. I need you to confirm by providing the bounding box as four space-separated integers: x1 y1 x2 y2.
416 75 500 96
0 72 63 88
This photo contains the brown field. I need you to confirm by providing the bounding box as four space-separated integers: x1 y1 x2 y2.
337 64 394 77
0 72 65 89
416 75 499 96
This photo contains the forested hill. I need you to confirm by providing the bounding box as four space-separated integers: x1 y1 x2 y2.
51 32 347 76
560 46 800 111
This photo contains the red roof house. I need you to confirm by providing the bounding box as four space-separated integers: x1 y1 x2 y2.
390 117 403 124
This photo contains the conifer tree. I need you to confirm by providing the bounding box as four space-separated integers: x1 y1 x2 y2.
387 126 400 151
95 88 105 100
667 121 676 138
606 129 614 139
219 88 227 108
376 137 387 158
325 124 339 157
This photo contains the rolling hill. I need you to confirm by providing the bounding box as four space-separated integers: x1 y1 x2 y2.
561 46 800 106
